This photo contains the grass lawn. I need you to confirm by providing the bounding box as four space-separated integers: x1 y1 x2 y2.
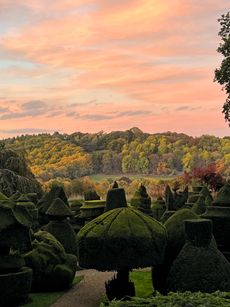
130 270 153 298
100 271 230 306
100 269 153 306
26 276 83 307
89 174 177 183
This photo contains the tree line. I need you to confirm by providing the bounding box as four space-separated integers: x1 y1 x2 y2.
2 127 229 182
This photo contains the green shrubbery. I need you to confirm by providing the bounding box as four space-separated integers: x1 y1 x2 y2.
100 291 230 307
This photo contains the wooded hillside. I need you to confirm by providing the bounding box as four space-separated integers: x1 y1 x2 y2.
2 128 229 182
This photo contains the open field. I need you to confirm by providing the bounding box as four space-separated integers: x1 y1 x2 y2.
88 174 178 183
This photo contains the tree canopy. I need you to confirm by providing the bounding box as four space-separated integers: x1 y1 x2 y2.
215 12 230 124
2 130 229 182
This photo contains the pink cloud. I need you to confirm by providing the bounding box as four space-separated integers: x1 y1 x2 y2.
0 0 229 137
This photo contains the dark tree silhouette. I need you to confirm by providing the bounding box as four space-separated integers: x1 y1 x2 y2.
215 12 230 124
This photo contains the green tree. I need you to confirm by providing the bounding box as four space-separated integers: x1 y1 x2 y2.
214 12 230 124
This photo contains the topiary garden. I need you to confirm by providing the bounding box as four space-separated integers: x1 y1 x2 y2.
0 147 230 306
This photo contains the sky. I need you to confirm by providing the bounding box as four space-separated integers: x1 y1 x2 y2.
0 0 229 139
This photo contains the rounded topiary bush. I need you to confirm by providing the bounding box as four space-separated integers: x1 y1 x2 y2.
24 230 77 291
77 207 167 270
78 205 167 300
164 208 199 255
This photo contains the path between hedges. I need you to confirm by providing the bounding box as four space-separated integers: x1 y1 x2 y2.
51 269 114 307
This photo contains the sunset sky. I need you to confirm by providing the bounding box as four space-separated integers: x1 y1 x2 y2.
0 0 229 138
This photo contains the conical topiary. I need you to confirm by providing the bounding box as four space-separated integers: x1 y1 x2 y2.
46 198 73 219
130 184 151 214
174 186 189 209
112 181 119 189
205 194 213 206
151 197 166 221
213 183 230 206
200 186 212 200
37 186 68 214
105 188 127 211
84 190 100 201
165 185 175 210
167 219 230 293
191 195 206 215
44 198 77 256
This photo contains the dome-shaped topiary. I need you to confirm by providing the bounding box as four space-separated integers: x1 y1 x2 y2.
164 209 199 258
77 207 167 271
78 186 167 300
